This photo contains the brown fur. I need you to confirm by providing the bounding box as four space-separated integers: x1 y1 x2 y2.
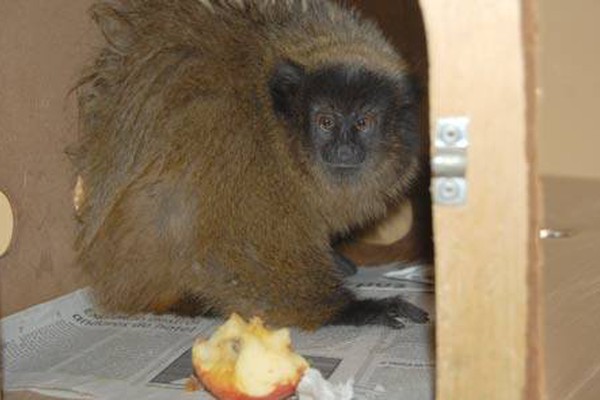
72 0 425 329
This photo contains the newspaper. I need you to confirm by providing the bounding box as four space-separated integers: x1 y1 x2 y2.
1 264 434 400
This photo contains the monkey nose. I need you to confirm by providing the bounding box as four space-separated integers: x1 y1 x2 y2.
336 144 361 165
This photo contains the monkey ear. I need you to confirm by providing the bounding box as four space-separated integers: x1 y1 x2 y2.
269 60 306 119
90 2 135 54
399 74 423 107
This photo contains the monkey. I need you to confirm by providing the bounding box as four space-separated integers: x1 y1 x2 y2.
70 0 430 330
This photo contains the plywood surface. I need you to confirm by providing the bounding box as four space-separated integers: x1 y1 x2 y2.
543 176 600 400
0 0 96 317
538 0 600 179
420 0 541 399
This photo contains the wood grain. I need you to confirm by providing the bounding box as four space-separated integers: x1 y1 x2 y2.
543 177 600 400
538 0 600 179
0 0 96 317
522 0 546 398
420 0 540 398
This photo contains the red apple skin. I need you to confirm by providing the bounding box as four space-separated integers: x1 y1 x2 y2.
191 314 308 400
197 368 303 400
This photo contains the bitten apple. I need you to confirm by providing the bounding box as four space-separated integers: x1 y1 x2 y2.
192 314 309 400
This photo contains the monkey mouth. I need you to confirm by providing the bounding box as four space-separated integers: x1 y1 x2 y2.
320 154 366 173
328 163 361 169
324 163 364 181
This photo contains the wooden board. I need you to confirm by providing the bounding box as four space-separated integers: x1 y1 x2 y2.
543 177 600 400
419 0 542 398
0 0 96 317
538 0 600 179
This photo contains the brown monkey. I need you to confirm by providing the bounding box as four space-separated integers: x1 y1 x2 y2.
71 0 429 329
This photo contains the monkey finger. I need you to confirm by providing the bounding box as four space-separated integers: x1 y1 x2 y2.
385 315 407 330
331 250 358 277
385 297 430 324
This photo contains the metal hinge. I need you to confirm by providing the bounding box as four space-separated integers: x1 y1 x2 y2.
431 117 469 205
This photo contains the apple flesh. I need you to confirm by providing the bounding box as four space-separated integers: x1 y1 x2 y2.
192 314 309 400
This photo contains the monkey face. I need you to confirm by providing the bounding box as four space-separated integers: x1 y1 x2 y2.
309 104 372 170
270 60 420 183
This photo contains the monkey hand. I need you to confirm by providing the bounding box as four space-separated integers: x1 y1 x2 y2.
332 250 358 277
330 296 429 329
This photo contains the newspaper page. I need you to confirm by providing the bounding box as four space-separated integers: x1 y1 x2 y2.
1 264 434 400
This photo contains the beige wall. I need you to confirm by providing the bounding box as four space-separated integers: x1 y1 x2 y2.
539 0 600 179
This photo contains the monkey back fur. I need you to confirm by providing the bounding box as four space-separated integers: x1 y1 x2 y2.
72 0 421 328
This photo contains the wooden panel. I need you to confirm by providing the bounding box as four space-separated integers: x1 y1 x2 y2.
0 0 96 316
543 177 600 400
522 0 546 398
419 1 542 399
538 0 600 179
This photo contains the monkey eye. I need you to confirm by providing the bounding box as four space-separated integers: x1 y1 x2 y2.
317 115 335 132
355 115 375 132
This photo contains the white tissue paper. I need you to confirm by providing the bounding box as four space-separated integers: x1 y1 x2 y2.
296 368 354 400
